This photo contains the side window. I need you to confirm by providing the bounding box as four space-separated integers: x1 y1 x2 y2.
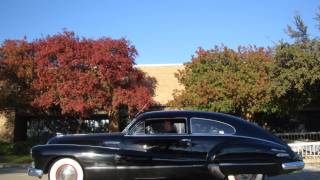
145 118 187 135
191 118 235 135
129 121 145 135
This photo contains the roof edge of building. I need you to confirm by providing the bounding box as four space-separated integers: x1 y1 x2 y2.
135 63 184 67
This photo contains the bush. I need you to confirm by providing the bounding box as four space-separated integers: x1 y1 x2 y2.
0 140 34 155
0 141 14 155
13 141 34 155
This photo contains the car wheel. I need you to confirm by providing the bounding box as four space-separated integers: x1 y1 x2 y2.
49 158 84 180
227 174 264 180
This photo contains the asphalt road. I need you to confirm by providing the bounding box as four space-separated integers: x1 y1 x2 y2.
0 164 319 180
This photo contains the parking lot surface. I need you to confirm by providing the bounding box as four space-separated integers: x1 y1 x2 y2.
0 164 319 180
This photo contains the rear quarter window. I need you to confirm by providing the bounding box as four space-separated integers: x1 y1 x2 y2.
191 118 236 135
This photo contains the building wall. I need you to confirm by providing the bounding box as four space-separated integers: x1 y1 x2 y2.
136 64 184 105
0 109 15 143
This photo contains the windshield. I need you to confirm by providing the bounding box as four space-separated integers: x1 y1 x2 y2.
122 118 137 134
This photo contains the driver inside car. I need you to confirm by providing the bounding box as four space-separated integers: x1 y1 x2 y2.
163 120 177 133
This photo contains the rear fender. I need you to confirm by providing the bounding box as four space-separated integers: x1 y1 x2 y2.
208 137 288 175
208 136 289 162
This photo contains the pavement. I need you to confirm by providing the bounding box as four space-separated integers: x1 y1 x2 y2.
268 164 320 180
0 164 319 180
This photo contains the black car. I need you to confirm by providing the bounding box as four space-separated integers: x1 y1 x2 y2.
28 111 304 180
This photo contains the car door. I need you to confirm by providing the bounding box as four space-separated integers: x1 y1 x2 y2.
118 117 197 179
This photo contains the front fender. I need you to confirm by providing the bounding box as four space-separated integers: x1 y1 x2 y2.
31 144 118 173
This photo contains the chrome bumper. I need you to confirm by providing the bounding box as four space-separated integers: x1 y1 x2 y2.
27 167 43 178
282 161 305 170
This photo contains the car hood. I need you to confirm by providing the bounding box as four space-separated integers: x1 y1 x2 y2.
47 132 124 147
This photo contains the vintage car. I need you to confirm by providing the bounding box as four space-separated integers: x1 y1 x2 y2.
28 111 304 180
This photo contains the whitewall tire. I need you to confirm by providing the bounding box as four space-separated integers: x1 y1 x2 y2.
49 158 84 180
227 174 264 180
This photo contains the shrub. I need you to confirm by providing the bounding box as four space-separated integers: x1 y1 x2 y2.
0 140 34 155
0 141 14 155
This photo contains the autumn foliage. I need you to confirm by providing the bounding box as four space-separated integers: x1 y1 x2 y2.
169 46 273 119
169 12 320 124
0 39 34 109
0 31 155 131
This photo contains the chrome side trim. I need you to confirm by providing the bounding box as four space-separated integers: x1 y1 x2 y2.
135 177 166 180
27 167 43 178
125 134 190 137
152 158 206 162
220 162 276 166
271 148 286 153
85 164 204 170
276 153 290 157
282 161 305 170
33 143 120 150
123 134 286 148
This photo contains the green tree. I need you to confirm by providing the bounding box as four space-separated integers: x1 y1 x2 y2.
314 6 320 31
286 13 309 43
270 14 320 116
168 46 273 120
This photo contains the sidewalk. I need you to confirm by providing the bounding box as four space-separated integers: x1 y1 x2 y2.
0 163 29 169
0 163 319 180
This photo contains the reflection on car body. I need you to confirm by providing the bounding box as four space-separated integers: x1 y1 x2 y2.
28 110 304 180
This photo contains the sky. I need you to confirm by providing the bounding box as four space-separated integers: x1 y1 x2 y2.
0 0 319 64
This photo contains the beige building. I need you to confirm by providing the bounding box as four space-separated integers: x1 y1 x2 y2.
136 64 184 105
0 109 15 142
0 64 185 142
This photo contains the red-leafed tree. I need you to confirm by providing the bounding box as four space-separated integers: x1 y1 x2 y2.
0 39 35 109
0 39 35 141
31 31 155 132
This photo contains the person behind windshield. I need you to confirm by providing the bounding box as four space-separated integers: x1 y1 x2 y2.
163 120 177 133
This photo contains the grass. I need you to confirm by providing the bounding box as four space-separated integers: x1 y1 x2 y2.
0 140 35 164
0 155 32 164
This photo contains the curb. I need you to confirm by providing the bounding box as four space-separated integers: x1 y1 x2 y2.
0 163 30 169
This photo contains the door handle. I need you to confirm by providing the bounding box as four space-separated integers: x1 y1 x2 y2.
114 154 123 162
180 139 191 142
180 139 192 146
143 144 157 150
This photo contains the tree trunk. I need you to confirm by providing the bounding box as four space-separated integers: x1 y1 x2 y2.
13 111 27 142
108 115 119 132
76 118 83 134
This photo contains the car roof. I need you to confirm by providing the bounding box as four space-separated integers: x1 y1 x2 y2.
136 110 249 127
138 110 241 121
134 110 282 145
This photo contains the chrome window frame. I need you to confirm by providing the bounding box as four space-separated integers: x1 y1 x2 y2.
190 117 236 135
128 120 146 135
122 118 138 134
127 117 188 136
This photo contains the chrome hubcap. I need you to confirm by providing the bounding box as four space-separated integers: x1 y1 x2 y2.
235 174 256 180
56 164 77 180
